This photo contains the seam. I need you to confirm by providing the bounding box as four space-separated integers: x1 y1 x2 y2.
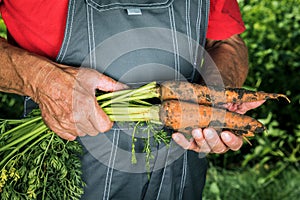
87 5 97 69
186 0 193 64
87 5 92 68
179 152 187 199
91 8 97 69
171 5 180 80
56 0 76 62
201 0 210 47
155 141 171 200
185 0 196 80
106 130 120 199
193 0 202 65
102 130 116 200
168 6 179 81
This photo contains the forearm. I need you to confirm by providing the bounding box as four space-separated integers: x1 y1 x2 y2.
205 34 249 87
0 37 56 99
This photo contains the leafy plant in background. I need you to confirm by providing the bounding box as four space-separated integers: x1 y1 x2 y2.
0 93 23 118
207 0 300 193
203 164 300 200
239 0 300 172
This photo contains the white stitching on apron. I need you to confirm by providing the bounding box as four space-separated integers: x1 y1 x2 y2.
168 6 180 81
179 152 188 199
103 129 118 200
186 0 194 64
106 130 120 199
155 142 171 200
87 5 97 69
56 0 76 62
193 0 203 65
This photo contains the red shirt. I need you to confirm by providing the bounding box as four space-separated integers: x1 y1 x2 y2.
0 0 245 60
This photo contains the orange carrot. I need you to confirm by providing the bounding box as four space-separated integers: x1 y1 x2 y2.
159 100 265 135
160 81 290 105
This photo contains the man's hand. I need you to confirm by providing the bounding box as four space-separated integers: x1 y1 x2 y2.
0 39 126 141
34 64 126 141
172 100 265 153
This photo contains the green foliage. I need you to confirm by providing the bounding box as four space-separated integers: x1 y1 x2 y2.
203 164 300 200
206 1 300 198
238 0 300 171
0 116 85 200
241 0 300 133
0 93 23 118
209 0 300 167
0 18 6 38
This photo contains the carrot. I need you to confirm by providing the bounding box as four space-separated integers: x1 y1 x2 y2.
160 81 290 105
159 100 265 135
99 81 288 137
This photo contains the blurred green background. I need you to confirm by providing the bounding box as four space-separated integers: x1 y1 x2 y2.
0 0 299 199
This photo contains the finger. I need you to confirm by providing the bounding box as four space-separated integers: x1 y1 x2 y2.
88 99 113 134
47 120 82 140
223 100 266 114
58 120 87 137
89 99 113 135
55 131 77 141
96 73 128 92
76 68 128 92
220 131 243 151
235 100 266 114
41 113 79 140
222 103 239 111
75 120 98 136
172 133 199 151
191 129 211 153
203 128 228 154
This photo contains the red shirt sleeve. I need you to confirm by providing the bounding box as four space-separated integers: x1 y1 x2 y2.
207 0 245 40
0 0 68 60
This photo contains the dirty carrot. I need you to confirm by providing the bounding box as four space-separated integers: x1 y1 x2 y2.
103 100 265 135
160 81 290 105
159 100 265 135
98 81 289 137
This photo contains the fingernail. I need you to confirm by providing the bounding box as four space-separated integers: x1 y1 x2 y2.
222 132 231 142
192 129 202 139
172 134 179 142
204 129 214 139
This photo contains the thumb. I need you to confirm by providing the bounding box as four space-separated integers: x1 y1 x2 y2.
76 68 128 92
96 73 128 92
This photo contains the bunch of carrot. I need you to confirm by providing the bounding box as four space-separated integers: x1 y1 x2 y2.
0 80 289 199
99 81 289 138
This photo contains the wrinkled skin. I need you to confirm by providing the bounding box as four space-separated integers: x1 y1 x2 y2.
34 65 127 141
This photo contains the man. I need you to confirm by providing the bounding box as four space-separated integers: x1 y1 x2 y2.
0 0 263 199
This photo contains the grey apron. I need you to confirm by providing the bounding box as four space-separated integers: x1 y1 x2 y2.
54 0 210 199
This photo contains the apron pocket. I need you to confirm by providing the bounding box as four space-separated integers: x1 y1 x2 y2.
86 0 174 11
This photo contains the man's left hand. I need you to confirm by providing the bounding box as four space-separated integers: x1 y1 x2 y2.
172 100 265 153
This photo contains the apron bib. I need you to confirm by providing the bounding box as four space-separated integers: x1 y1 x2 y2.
54 0 209 199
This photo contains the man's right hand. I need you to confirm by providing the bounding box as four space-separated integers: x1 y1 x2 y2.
33 63 126 141
0 39 126 140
